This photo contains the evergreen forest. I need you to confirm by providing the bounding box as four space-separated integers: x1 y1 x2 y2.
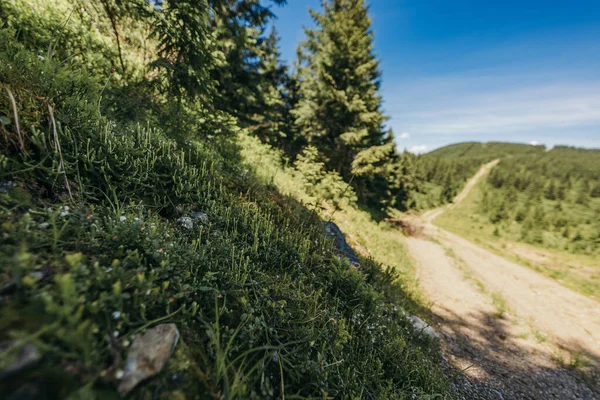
429 142 600 258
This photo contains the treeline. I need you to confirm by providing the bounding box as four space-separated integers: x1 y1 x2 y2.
427 141 546 160
479 146 600 254
394 153 484 209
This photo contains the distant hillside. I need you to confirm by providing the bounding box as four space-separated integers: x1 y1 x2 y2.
434 141 600 264
426 141 546 160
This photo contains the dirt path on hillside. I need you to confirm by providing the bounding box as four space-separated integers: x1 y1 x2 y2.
421 159 499 223
405 162 600 399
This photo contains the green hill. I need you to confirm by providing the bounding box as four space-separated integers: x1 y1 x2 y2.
426 141 546 160
431 142 600 258
434 143 600 297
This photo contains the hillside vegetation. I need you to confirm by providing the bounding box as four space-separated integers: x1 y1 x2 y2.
0 0 451 398
482 146 600 254
434 142 600 298
427 141 546 160
411 141 551 210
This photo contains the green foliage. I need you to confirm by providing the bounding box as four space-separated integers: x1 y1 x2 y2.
475 147 600 256
427 141 546 161
0 7 449 397
428 141 600 257
292 0 396 209
389 152 483 210
293 146 357 207
208 1 297 148
150 0 216 99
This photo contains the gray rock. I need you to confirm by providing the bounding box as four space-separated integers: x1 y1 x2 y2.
0 181 14 193
118 323 180 396
0 341 41 380
176 217 193 230
28 272 44 280
190 212 208 222
324 222 361 268
408 315 440 342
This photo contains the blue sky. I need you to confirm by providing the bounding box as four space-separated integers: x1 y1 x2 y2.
271 0 600 153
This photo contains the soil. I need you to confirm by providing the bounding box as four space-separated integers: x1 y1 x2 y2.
405 161 600 400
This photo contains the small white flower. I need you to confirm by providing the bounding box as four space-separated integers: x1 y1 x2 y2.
38 55 45 61
119 216 126 222
115 370 124 379
113 330 119 338
112 311 121 320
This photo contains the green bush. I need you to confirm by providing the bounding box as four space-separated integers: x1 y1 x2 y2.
294 146 357 208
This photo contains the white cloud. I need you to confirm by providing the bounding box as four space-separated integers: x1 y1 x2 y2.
409 145 428 154
385 78 600 141
529 140 539 145
399 132 410 139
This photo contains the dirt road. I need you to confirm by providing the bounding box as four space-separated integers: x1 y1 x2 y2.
405 161 600 399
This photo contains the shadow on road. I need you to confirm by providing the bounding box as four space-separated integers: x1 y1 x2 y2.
434 307 600 400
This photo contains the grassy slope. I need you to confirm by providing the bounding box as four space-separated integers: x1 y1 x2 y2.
240 134 429 310
434 168 600 299
0 5 450 399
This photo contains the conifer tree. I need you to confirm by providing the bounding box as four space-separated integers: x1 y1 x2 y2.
292 0 395 208
440 168 455 203
590 183 600 198
544 180 557 200
388 151 420 210
247 28 301 152
208 0 288 127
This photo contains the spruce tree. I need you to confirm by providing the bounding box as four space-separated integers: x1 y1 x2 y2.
293 0 395 208
247 27 301 153
544 180 557 200
440 169 455 204
590 182 600 198
388 151 420 210
208 0 288 127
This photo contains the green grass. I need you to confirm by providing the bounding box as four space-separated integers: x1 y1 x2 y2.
0 22 450 400
240 133 430 315
434 168 600 299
